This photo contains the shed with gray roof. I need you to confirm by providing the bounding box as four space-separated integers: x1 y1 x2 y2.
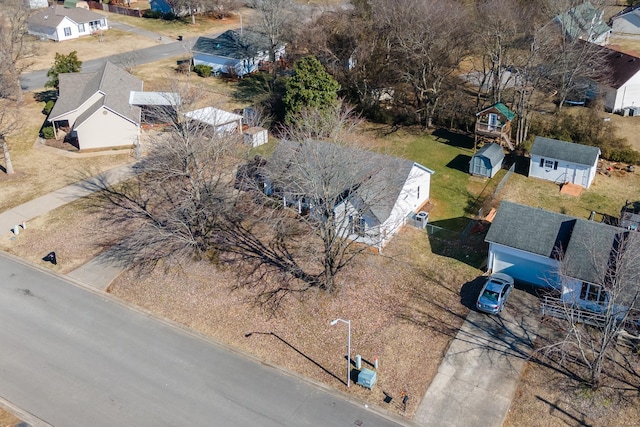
470 143 504 178
528 136 600 188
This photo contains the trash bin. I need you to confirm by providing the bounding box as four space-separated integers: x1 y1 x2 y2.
177 35 183 41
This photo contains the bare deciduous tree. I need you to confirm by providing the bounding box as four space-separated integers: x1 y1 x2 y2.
375 0 473 128
0 100 17 174
88 84 247 269
245 0 292 77
0 0 32 102
542 227 640 388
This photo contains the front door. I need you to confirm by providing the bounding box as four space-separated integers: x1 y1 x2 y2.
488 113 498 131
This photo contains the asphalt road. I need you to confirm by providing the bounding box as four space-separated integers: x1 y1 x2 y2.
19 38 197 91
0 253 402 427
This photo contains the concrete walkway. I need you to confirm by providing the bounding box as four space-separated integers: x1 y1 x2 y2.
0 164 135 236
0 164 135 292
414 289 540 427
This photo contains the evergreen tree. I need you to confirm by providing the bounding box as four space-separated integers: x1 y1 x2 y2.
283 56 340 124
46 51 82 91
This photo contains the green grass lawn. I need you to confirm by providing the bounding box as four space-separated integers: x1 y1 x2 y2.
375 128 498 231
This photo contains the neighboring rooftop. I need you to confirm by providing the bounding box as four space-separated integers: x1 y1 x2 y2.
49 62 143 125
588 42 640 88
554 1 611 42
129 91 181 106
267 139 433 226
28 5 105 29
485 201 574 258
183 107 243 127
192 30 269 59
530 136 601 166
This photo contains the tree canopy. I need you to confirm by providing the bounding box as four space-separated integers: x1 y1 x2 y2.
46 51 82 91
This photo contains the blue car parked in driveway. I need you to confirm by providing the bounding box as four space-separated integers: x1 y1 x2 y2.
476 273 515 314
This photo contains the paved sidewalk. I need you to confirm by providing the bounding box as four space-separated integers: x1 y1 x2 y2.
0 164 137 291
0 164 135 235
413 289 539 427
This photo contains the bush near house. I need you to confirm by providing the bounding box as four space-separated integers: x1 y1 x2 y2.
41 126 55 139
193 64 212 78
42 100 55 116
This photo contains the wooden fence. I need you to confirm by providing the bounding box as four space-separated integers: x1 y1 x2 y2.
87 1 144 17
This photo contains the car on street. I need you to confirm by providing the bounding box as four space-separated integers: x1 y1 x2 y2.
476 273 515 314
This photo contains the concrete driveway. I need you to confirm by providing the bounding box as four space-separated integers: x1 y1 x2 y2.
414 286 540 427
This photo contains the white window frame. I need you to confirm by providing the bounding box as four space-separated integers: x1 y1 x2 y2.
63 27 72 37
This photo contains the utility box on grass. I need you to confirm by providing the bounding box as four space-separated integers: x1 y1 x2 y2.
357 368 377 389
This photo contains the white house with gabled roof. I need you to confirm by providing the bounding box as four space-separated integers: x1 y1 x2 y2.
528 136 600 189
27 5 108 42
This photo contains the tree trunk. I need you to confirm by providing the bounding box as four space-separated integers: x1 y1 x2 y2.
1 139 14 174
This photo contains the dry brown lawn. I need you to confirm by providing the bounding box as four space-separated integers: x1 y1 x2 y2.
0 408 21 427
608 35 640 57
0 94 134 210
20 28 158 72
607 112 640 153
504 322 640 427
0 196 479 419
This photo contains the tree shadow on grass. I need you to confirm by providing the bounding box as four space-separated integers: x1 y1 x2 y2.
432 128 474 150
33 90 57 103
233 73 273 104
446 154 471 173
244 331 345 386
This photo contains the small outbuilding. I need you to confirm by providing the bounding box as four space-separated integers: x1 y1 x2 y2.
183 107 243 134
528 136 601 189
470 143 505 178
244 126 268 147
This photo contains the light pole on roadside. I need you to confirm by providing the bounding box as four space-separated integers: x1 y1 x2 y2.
330 318 351 387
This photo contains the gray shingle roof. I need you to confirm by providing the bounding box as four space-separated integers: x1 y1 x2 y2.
485 201 574 258
28 5 105 30
487 201 640 297
192 30 268 60
49 62 142 125
530 136 600 166
473 143 505 167
267 140 430 225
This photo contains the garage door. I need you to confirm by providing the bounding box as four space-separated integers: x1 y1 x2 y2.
492 250 559 288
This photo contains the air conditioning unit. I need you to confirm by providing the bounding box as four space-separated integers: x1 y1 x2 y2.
415 211 429 229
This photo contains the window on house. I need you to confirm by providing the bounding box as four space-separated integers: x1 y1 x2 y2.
351 216 365 236
580 282 608 303
540 159 558 170
78 23 85 32
64 27 72 37
417 186 420 199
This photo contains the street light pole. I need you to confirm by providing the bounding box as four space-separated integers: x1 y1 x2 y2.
330 318 351 387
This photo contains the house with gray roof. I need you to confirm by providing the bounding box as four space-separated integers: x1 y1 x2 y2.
611 4 640 36
262 140 434 250
470 143 504 178
486 201 640 313
554 1 611 45
192 30 285 77
528 136 600 188
47 62 143 150
28 5 108 42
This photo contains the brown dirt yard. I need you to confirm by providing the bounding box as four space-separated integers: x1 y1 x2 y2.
504 319 640 427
